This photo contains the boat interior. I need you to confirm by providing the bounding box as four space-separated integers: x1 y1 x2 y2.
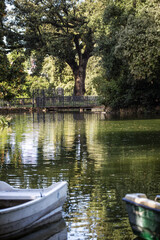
0 199 32 209
0 181 43 209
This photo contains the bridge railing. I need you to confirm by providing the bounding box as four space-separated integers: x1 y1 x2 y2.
36 96 100 107
0 96 100 108
0 98 33 108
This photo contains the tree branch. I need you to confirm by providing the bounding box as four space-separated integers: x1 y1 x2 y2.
74 35 82 63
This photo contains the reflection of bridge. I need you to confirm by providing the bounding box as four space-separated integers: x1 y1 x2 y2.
0 96 102 112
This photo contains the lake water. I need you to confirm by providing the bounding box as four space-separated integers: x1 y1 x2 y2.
1 112 160 239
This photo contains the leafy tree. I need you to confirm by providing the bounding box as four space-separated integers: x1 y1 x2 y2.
115 0 160 83
25 56 74 96
1 49 27 100
0 2 27 99
0 1 8 97
25 54 98 96
5 0 104 96
85 56 100 95
0 1 12 99
41 57 75 95
0 53 10 99
95 0 160 109
0 0 5 47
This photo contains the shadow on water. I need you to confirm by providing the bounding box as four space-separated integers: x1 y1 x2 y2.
18 218 67 240
134 238 143 240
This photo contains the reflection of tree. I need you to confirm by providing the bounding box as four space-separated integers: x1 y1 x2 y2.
1 114 160 238
0 128 12 165
55 115 131 238
73 113 85 121
0 114 133 237
65 118 160 239
0 114 31 166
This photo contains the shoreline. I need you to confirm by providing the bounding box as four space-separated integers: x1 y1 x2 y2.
0 105 160 117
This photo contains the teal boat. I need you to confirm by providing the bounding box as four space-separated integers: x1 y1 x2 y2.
123 193 160 240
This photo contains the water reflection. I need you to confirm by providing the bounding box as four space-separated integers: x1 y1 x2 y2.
18 218 67 240
1 113 160 239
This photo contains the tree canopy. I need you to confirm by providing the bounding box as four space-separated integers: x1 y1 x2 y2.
0 0 159 110
0 1 26 99
94 0 160 109
4 0 104 96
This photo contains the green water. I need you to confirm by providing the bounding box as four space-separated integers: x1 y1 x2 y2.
1 112 160 239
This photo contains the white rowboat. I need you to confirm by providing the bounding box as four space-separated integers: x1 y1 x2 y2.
0 181 67 239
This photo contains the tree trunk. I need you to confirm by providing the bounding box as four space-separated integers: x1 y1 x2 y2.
74 66 86 96
67 32 93 96
73 63 87 96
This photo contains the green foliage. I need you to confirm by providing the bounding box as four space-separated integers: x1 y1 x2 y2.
26 75 49 95
0 1 9 98
4 0 104 95
24 55 75 96
42 57 74 95
85 56 100 95
115 0 160 82
0 1 27 100
0 51 13 99
95 0 160 109
0 50 27 100
0 0 5 47
0 115 12 127
26 54 98 96
6 50 27 99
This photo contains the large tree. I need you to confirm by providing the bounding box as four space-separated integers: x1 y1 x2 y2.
94 0 160 109
5 0 104 96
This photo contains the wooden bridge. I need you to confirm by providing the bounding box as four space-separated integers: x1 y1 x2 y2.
0 96 102 112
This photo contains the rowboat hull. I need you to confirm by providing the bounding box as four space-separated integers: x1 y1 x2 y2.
123 193 160 240
0 181 67 239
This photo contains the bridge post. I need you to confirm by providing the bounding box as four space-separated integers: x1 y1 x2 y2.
32 91 35 108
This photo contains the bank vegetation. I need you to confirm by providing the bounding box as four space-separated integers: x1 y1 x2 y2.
0 0 159 112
